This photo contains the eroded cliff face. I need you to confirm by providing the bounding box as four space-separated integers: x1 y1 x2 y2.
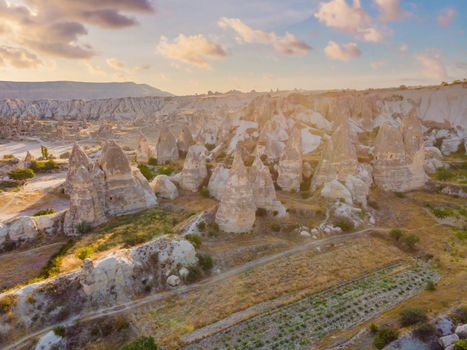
277 125 303 192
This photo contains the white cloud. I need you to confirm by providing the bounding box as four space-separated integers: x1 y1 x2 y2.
106 57 126 71
157 34 226 68
370 60 385 69
218 17 310 56
414 52 447 80
399 43 408 53
374 0 408 22
314 0 384 43
324 41 361 61
0 46 41 69
437 8 456 28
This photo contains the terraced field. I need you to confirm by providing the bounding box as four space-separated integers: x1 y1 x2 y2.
183 262 437 350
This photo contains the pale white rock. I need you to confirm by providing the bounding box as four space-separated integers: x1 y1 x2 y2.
303 161 313 179
150 175 178 200
333 202 363 228
179 267 189 279
439 334 459 348
425 158 445 174
136 133 155 163
277 125 303 192
425 146 443 160
0 223 8 245
34 211 65 235
177 125 193 154
180 144 208 192
215 149 256 233
300 231 311 237
321 180 353 205
34 330 63 350
345 174 370 207
208 164 230 200
441 136 462 155
455 324 467 338
295 111 332 130
156 125 179 164
301 128 321 154
167 275 181 287
8 216 38 242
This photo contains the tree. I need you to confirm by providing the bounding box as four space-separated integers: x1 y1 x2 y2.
8 167 35 180
390 229 402 241
399 308 427 326
402 234 420 251
120 336 158 350
41 145 49 160
373 328 399 349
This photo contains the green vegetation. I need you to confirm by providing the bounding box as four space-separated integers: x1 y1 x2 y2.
138 164 156 181
399 307 427 326
76 246 94 261
450 306 467 324
185 234 202 249
401 234 420 251
373 328 399 349
33 208 56 216
435 167 456 181
77 221 92 234
199 186 210 198
205 144 215 151
2 154 14 159
148 157 158 166
455 339 467 350
197 253 214 271
29 159 59 173
0 180 20 191
30 240 74 282
369 323 379 334
271 222 281 232
390 228 403 241
413 323 436 342
197 221 206 231
0 295 15 314
53 326 66 337
8 167 35 180
120 336 158 350
431 207 455 219
425 280 436 291
157 165 175 176
40 145 50 160
334 217 355 232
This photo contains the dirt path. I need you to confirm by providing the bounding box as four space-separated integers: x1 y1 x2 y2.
3 227 388 350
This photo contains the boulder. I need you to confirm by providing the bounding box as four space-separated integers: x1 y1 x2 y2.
167 275 181 287
151 175 178 200
34 330 63 350
215 149 256 233
156 125 179 163
8 216 38 242
345 174 370 207
277 125 303 192
208 164 230 200
180 144 208 192
456 324 467 339
439 334 459 348
321 180 353 205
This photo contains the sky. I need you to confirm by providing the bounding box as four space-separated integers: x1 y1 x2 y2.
0 0 466 95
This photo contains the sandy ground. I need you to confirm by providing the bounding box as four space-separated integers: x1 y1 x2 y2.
0 140 73 160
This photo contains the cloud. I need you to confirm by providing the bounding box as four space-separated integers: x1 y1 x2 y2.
106 57 151 73
0 46 42 68
324 41 361 61
314 0 384 43
437 8 456 28
157 34 226 68
399 43 408 53
374 0 408 22
0 0 154 61
218 17 310 56
370 60 385 69
414 52 447 80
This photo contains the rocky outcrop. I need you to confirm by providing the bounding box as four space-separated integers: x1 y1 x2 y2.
156 125 179 164
311 122 358 190
215 150 256 233
277 126 303 192
207 164 230 200
136 133 155 163
321 180 353 205
249 154 286 216
150 175 178 200
177 125 194 154
179 144 208 192
373 119 426 192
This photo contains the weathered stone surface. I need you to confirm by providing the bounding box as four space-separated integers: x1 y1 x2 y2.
180 144 208 192
156 125 179 164
0 223 8 245
277 126 303 192
439 334 459 348
321 180 353 205
150 175 178 200
23 151 34 167
456 324 467 338
312 122 357 190
8 216 38 242
373 120 426 192
215 149 256 233
177 125 193 154
167 275 181 287
302 161 313 179
34 331 63 350
136 133 155 163
208 164 230 200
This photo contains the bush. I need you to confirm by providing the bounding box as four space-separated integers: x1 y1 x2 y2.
271 222 281 232
399 308 427 327
198 187 210 198
29 159 59 173
138 164 156 181
256 208 267 217
197 253 213 271
53 326 66 337
435 168 455 181
402 234 420 251
120 336 158 350
0 296 15 314
390 229 403 241
205 144 215 151
197 221 206 231
185 234 202 249
2 154 14 159
450 306 467 324
369 323 379 334
76 246 94 261
373 328 399 349
425 280 436 291
157 166 175 176
455 339 467 350
33 208 56 216
395 192 405 198
335 217 355 232
8 167 35 180
76 221 92 234
148 157 158 166
413 322 436 341
432 207 454 219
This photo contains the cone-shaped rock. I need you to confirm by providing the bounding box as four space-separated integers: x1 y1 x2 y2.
215 149 256 233
136 133 154 163
156 125 178 164
177 125 193 154
64 143 94 195
208 164 230 200
180 144 208 192
277 126 303 192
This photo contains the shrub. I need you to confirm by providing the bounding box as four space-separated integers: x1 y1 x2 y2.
200 187 210 198
76 246 94 261
455 339 467 350
335 217 355 232
373 328 399 349
271 222 281 232
425 280 436 291
390 229 403 241
76 221 92 234
399 308 427 327
205 144 215 151
2 154 14 159
185 234 202 249
450 306 467 324
431 207 454 219
0 296 15 314
395 192 405 198
29 159 58 173
148 157 158 166
413 322 436 341
369 323 379 334
157 166 175 176
197 221 206 231
8 167 35 180
33 208 56 216
256 208 267 217
402 234 420 251
197 253 213 271
435 168 455 181
138 164 156 181
40 145 50 160
53 326 66 337
120 336 158 350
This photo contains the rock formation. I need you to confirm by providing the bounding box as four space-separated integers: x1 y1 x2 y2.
249 154 286 216
311 122 358 190
156 125 179 164
277 125 303 192
177 125 194 154
179 144 208 192
136 133 155 163
207 164 230 200
320 180 353 204
215 149 256 233
150 175 178 200
373 120 426 192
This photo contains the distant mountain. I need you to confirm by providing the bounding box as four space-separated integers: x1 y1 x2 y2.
0 81 173 100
